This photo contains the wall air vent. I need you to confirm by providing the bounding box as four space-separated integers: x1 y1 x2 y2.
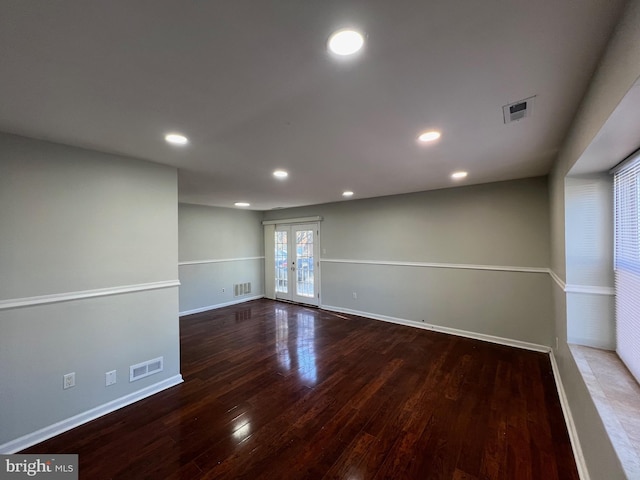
129 356 164 382
503 95 535 124
234 282 252 297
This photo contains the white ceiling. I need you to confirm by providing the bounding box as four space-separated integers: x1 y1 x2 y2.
0 1 626 210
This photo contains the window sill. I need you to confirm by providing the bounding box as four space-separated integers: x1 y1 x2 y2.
570 344 640 478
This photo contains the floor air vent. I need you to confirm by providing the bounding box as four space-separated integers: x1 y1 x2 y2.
129 356 164 382
503 95 535 124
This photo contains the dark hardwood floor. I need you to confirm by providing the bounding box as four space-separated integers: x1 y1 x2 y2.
23 299 578 479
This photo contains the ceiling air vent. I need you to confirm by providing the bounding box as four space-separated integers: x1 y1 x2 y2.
503 96 535 124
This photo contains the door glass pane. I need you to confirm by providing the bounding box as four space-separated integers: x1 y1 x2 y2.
296 229 314 297
275 231 288 293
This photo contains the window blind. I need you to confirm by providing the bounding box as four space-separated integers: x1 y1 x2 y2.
614 151 640 383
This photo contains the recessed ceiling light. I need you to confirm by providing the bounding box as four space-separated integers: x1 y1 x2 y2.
451 171 468 179
273 170 288 179
234 202 250 207
342 191 354 197
328 29 364 56
164 133 189 145
418 131 441 143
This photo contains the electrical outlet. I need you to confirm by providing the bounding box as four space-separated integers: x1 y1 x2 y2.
105 370 117 386
222 287 225 293
352 292 357 299
63 372 76 390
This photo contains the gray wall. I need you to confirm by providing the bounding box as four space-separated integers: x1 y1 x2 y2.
178 203 264 314
264 177 553 346
549 0 640 477
0 133 181 448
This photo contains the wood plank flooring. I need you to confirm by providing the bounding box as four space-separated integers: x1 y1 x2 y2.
23 299 579 479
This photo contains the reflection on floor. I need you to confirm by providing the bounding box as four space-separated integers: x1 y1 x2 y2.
275 307 317 384
23 299 579 479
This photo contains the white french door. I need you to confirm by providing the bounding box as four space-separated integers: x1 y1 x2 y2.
274 223 319 306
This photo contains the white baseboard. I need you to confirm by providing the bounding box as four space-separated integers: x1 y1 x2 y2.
179 295 265 317
0 374 183 454
549 351 590 480
320 304 550 353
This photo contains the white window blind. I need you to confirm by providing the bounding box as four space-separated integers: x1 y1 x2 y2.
614 151 640 383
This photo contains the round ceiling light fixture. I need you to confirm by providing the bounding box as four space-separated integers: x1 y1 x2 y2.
417 131 441 143
164 133 189 145
234 202 251 207
342 191 354 197
273 170 289 179
451 171 468 180
328 29 364 56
